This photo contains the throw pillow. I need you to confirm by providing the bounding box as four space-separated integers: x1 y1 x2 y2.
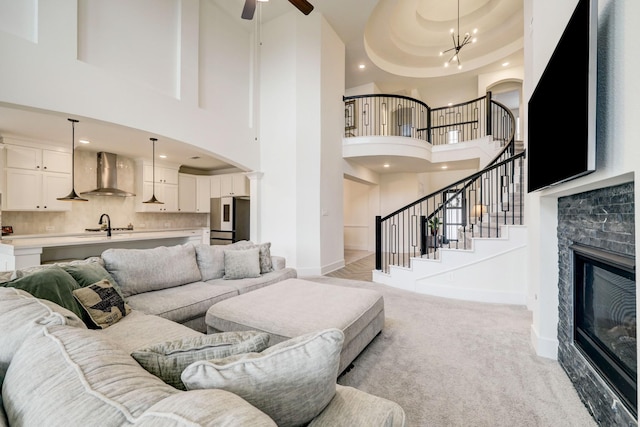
223 247 261 280
255 242 274 274
62 262 124 298
72 279 131 329
194 244 226 281
181 328 344 427
131 331 271 390
2 266 88 323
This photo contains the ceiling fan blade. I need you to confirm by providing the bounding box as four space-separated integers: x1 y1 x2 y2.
241 0 256 20
288 0 314 15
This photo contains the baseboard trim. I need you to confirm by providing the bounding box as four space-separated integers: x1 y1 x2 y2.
530 324 558 360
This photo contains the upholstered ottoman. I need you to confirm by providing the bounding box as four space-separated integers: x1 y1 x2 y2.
205 278 384 374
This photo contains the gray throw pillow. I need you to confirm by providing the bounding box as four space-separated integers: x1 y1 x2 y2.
181 328 344 427
223 247 261 280
131 331 271 390
194 244 226 281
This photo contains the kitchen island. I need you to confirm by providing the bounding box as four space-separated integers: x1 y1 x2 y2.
0 228 208 270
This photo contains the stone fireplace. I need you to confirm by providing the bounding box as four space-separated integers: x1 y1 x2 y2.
558 182 636 425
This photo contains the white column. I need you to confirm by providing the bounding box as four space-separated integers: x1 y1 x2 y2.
245 171 263 243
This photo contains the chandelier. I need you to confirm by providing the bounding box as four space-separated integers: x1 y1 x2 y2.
439 0 478 69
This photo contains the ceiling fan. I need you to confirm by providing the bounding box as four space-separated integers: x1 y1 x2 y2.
241 0 314 20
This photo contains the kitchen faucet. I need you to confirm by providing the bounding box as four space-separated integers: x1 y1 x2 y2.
99 213 112 237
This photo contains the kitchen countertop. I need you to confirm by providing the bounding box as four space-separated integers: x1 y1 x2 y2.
0 228 206 251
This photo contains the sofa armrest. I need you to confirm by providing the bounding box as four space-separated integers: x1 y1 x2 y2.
271 256 286 271
308 385 405 427
137 389 277 426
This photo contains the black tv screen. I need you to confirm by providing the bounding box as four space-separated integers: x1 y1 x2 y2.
527 0 597 192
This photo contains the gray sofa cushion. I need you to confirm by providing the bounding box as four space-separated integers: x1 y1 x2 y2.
124 281 238 327
208 268 298 295
102 244 202 297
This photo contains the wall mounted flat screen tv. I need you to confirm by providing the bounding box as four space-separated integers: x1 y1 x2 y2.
527 0 597 192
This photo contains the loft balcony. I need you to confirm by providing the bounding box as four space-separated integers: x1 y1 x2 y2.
343 93 515 172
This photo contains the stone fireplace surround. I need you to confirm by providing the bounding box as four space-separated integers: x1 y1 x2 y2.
558 181 636 426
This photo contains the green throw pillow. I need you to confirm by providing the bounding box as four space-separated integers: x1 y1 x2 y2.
2 266 90 325
62 263 124 299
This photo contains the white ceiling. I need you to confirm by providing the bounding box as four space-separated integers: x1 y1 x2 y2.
0 0 523 173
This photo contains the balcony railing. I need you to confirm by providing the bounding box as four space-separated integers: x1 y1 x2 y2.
343 92 512 148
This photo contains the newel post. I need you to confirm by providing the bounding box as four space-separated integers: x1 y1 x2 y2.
375 216 382 271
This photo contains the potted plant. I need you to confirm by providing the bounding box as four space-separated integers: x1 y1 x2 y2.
427 216 441 249
428 217 441 236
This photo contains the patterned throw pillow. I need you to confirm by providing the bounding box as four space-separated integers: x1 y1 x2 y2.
131 331 271 390
223 247 261 280
181 328 344 427
72 280 131 329
255 242 274 274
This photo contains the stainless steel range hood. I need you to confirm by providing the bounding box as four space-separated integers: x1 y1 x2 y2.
80 152 135 197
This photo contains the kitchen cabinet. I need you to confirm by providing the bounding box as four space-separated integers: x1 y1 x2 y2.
5 144 71 173
196 176 211 213
143 163 179 185
178 174 196 212
2 142 73 211
135 161 179 212
4 169 72 211
178 174 211 213
210 176 221 198
220 173 248 197
137 181 178 212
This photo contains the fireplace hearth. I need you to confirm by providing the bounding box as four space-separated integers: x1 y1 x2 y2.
572 243 636 416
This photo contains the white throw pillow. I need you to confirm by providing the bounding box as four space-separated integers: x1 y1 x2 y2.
181 328 344 427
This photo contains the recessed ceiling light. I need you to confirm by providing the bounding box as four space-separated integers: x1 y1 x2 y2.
502 62 510 67
358 64 366 69
383 163 390 168
79 139 90 144
441 165 448 169
159 154 167 159
447 102 453 106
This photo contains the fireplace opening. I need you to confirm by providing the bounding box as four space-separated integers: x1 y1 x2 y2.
572 243 636 416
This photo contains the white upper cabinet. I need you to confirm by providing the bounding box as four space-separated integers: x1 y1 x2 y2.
6 144 71 173
178 174 197 212
2 142 72 211
220 173 248 197
135 160 180 212
196 176 211 213
178 174 211 213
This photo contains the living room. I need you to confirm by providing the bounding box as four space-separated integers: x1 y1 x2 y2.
0 0 637 425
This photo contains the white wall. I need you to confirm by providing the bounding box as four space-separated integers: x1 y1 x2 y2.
0 0 258 171
259 11 345 275
525 0 639 359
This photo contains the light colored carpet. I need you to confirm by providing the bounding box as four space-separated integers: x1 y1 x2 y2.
302 275 596 427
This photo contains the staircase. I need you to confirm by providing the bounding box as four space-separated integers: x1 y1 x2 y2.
373 139 527 304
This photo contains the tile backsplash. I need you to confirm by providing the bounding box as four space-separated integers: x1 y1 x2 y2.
2 149 209 235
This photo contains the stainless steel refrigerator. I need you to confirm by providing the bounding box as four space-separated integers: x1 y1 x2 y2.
210 197 250 245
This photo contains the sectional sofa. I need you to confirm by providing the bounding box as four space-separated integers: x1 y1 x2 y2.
0 242 406 426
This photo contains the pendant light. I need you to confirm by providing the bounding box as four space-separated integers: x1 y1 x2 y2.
57 118 88 201
143 137 164 204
